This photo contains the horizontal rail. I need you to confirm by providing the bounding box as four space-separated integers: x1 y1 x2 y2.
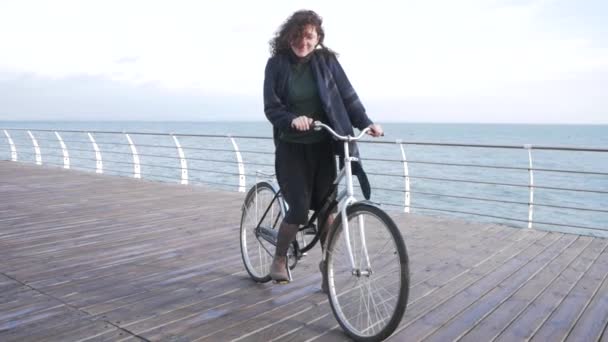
13 142 606 196
188 167 241 176
24 138 608 176
181 146 274 155
18 155 606 214
407 190 608 213
5 127 607 152
15 137 606 176
363 157 608 176
55 162 239 188
75 165 132 175
405 175 608 194
190 179 240 188
351 183 608 213
378 202 606 232
35 159 608 230
3 126 606 238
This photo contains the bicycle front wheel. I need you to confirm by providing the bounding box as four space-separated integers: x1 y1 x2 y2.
240 181 284 283
326 203 409 341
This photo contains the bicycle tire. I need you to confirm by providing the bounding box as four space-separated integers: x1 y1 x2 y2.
325 202 409 341
240 181 284 283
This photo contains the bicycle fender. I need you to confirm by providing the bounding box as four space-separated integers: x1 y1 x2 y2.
352 200 383 210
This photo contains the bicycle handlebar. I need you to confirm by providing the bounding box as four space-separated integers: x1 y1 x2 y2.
313 121 371 142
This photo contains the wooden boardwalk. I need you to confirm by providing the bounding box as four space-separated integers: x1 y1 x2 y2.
1 161 607 342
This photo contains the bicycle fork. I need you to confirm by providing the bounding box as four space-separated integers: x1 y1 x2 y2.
331 141 372 277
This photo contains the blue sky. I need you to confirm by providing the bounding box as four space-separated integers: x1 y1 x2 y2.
0 0 606 123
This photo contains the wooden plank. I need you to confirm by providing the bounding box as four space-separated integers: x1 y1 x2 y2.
19 320 121 342
135 279 326 340
530 242 608 341
0 307 89 342
564 251 608 341
0 304 67 332
4 224 235 276
2 219 237 277
0 284 66 326
419 234 579 341
389 232 562 341
10 226 235 284
446 235 592 341
79 328 146 342
493 238 608 341
78 261 248 315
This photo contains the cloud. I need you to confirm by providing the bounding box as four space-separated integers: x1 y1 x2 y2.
115 57 140 64
1 70 605 123
0 72 262 121
0 0 606 122
335 0 608 99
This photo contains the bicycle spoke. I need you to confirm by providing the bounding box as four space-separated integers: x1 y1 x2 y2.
240 182 283 282
327 204 408 340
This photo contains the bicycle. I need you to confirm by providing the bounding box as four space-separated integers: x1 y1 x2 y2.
239 121 409 341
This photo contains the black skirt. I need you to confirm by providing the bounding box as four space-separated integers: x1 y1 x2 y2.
275 139 336 225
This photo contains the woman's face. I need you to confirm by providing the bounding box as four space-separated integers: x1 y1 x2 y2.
290 24 319 58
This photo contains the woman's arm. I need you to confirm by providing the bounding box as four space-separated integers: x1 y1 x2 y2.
263 58 297 132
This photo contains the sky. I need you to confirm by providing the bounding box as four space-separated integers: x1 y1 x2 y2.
0 0 607 123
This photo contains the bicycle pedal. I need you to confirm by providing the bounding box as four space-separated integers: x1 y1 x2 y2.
301 227 317 235
273 279 290 285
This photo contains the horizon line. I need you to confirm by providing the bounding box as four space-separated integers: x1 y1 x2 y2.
0 119 606 125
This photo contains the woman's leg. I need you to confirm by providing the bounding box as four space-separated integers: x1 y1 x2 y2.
270 220 299 282
312 142 337 292
271 140 321 283
319 213 334 251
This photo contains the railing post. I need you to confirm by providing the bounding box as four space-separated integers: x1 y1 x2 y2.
172 135 188 185
398 140 411 213
228 135 246 192
88 132 103 174
125 133 141 179
54 132 70 169
27 131 42 165
3 130 17 161
525 144 534 229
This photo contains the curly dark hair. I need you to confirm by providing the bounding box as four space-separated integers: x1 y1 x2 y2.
269 10 335 57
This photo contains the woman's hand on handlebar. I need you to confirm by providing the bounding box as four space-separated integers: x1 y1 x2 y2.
291 116 314 131
367 123 384 137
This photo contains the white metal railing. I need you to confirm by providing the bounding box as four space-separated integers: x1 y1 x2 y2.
55 132 70 169
1 127 606 236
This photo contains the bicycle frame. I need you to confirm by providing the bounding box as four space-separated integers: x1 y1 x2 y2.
251 122 374 274
315 122 372 275
251 183 284 252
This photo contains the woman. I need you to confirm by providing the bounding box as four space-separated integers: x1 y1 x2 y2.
264 10 383 289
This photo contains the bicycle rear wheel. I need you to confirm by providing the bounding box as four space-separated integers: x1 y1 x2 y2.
240 181 284 283
325 203 409 341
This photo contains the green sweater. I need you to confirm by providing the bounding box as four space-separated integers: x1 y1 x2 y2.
279 60 328 143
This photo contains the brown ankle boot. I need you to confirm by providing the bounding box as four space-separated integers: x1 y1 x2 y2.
270 255 290 283
319 260 328 293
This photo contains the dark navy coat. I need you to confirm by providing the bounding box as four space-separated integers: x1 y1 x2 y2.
263 49 373 199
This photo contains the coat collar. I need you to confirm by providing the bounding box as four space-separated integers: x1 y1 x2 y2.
287 49 315 65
